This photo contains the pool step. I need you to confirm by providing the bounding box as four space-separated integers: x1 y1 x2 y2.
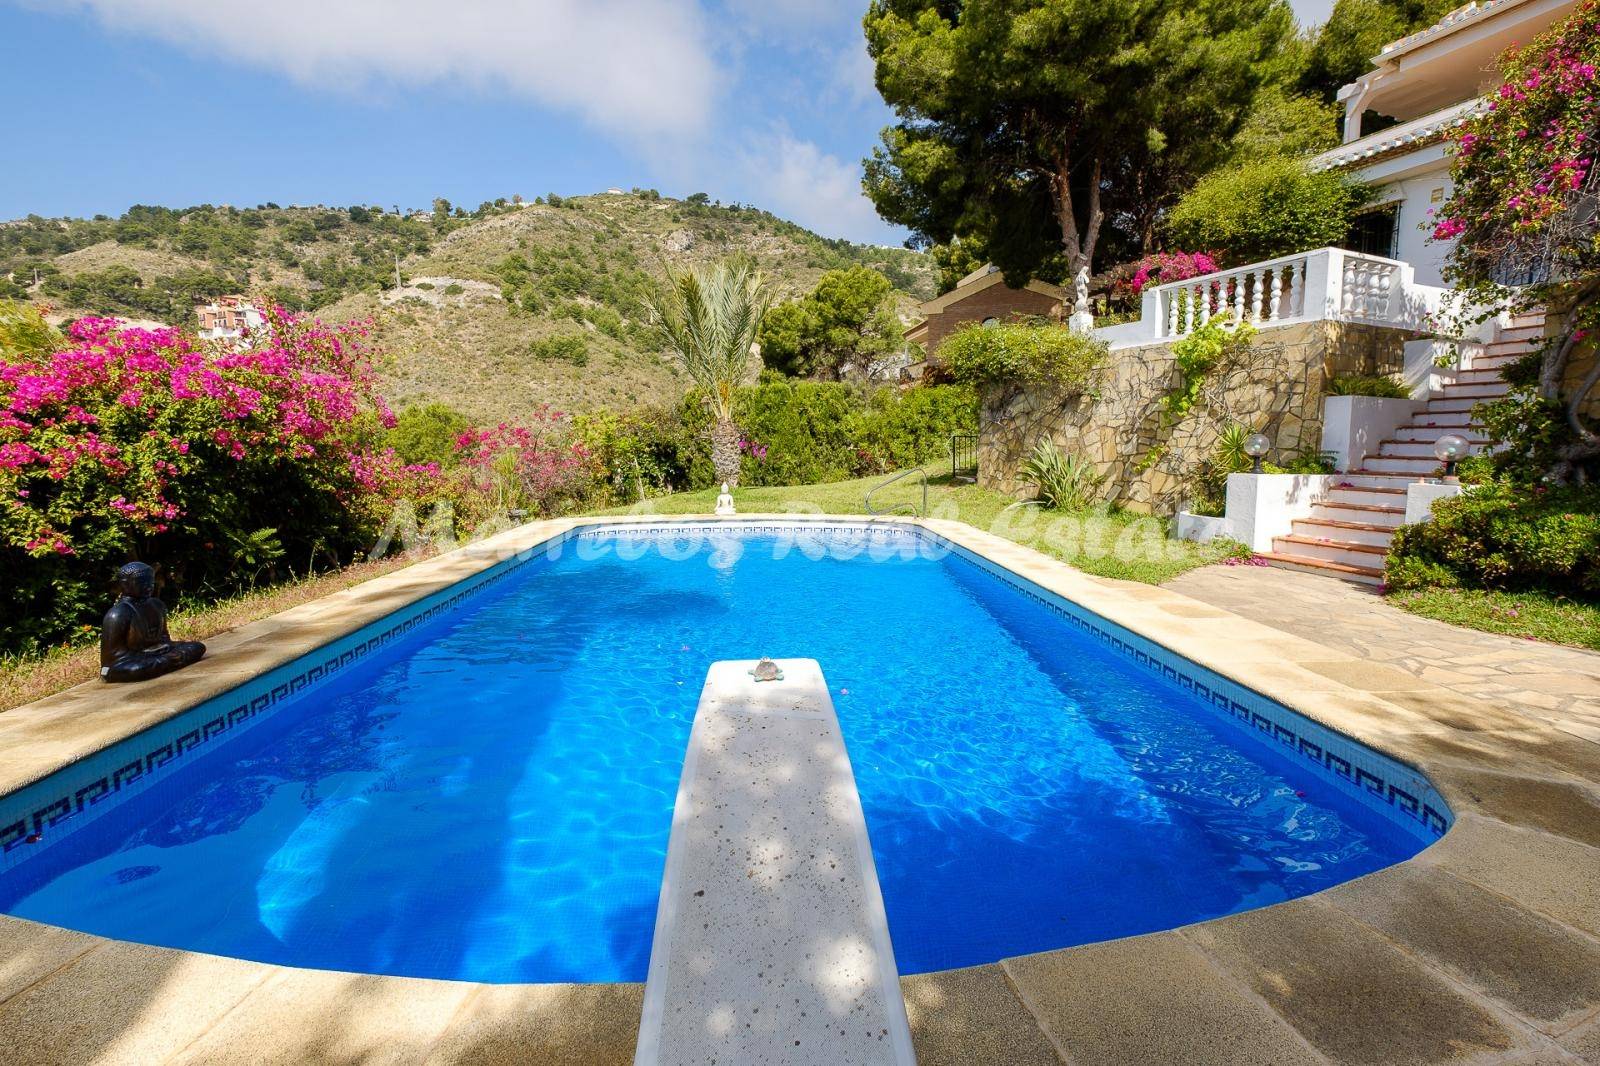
635 659 914 1066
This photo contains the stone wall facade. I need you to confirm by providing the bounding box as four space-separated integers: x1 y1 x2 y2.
918 285 1064 353
978 321 1411 515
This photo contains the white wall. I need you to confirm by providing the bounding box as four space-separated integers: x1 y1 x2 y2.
1351 148 1456 287
1321 396 1420 470
1226 473 1336 552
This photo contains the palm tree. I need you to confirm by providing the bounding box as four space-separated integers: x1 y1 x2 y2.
648 259 769 487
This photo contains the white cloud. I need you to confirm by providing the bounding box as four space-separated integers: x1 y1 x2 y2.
46 0 719 141
741 131 893 244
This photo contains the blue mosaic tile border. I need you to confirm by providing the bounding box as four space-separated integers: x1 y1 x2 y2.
919 528 1451 840
0 518 1450 876
575 522 923 543
0 535 566 873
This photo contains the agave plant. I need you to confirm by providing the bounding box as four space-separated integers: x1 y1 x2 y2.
1019 438 1105 510
1214 422 1254 474
647 259 770 487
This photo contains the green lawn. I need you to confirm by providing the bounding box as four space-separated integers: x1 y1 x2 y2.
1389 586 1600 653
591 467 1247 585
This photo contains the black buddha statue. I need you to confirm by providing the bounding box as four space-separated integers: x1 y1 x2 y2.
99 562 206 683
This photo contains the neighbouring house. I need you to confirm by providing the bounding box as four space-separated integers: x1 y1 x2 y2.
195 296 265 344
904 265 1069 355
979 0 1576 584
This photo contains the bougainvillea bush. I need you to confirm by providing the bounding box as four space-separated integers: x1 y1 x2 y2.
449 412 592 529
1431 0 1600 483
0 305 437 654
1125 251 1220 296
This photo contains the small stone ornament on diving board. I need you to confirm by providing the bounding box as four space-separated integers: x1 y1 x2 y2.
748 656 783 682
100 562 206 683
714 482 736 516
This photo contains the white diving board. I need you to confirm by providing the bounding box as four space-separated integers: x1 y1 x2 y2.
635 658 915 1065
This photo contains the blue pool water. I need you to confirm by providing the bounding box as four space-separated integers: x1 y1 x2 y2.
0 527 1433 982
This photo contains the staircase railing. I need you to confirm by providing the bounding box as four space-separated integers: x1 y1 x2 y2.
865 467 928 517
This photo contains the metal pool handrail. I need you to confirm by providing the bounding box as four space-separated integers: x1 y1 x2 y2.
865 467 928 517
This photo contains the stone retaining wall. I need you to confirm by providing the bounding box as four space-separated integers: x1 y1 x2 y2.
979 321 1411 515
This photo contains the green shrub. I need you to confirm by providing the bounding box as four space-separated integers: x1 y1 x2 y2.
1019 439 1105 510
575 383 976 500
1166 157 1368 265
388 403 472 467
442 283 465 296
1329 374 1410 398
1386 481 1600 594
528 333 589 366
938 322 1105 395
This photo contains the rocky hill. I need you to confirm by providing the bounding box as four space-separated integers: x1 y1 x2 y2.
0 194 933 423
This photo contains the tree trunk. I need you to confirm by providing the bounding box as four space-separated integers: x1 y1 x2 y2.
1050 152 1103 332
710 417 742 488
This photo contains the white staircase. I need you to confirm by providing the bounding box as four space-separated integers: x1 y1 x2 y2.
1259 311 1543 584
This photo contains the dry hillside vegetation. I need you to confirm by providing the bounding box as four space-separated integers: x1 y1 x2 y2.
3 194 932 421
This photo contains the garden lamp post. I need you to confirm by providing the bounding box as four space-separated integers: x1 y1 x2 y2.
1433 433 1469 482
1243 433 1272 474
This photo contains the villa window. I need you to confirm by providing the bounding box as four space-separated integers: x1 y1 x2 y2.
1344 204 1399 260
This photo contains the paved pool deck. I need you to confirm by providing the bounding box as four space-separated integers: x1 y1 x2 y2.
0 515 1597 1065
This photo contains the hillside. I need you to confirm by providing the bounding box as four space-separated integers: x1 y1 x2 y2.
0 194 933 423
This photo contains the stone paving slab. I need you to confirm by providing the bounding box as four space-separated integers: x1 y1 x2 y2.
634 658 914 1066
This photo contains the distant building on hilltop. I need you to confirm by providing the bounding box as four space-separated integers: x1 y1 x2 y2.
195 296 264 344
904 265 1068 354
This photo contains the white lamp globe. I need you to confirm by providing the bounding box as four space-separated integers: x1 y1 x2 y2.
1432 434 1469 463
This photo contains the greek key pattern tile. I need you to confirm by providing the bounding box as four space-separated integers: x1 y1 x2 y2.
0 521 1449 873
0 545 543 865
927 530 1450 838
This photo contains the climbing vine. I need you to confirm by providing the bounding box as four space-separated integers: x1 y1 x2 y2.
1161 317 1258 425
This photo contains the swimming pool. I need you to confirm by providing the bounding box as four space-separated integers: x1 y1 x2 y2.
0 522 1446 982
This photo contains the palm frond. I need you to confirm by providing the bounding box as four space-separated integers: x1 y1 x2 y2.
647 259 770 419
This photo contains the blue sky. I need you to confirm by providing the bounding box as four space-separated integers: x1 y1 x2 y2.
0 0 1334 246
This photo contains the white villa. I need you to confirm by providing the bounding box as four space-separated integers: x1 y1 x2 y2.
1315 0 1580 287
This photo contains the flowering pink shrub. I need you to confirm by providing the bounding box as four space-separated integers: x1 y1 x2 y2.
449 410 591 525
1126 251 1220 296
1434 2 1599 272
0 306 434 652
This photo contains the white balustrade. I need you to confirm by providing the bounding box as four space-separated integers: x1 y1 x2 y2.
1118 248 1430 346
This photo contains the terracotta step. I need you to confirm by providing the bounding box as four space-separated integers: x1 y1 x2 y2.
1323 484 1408 507
1390 427 1490 443
1363 455 1447 474
1426 398 1486 414
1273 534 1389 569
1257 551 1385 586
1442 382 1511 399
1340 471 1432 488
1402 411 1475 428
1312 500 1408 526
1494 324 1545 344
1454 368 1506 383
1377 439 1485 458
1290 517 1398 548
